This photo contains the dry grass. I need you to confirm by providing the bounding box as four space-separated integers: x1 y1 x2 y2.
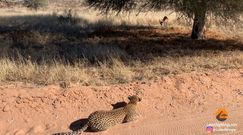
0 3 243 86
0 50 242 86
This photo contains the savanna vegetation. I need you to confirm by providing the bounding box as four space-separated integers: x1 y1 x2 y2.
0 0 242 86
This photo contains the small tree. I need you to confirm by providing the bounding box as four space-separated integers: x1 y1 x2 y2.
85 0 243 39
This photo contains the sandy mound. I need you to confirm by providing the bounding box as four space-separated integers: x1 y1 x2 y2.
0 69 243 135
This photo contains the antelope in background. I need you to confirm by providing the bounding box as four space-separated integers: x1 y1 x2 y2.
159 16 169 29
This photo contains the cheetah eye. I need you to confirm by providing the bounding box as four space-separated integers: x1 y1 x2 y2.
138 98 141 102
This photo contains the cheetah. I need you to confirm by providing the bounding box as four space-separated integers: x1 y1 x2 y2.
53 95 141 135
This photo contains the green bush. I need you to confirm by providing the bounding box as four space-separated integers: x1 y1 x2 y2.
24 0 48 10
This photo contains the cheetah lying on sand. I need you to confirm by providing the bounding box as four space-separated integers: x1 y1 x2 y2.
53 95 141 135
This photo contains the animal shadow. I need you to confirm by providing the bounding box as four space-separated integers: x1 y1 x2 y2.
111 101 127 109
69 101 127 132
69 118 93 132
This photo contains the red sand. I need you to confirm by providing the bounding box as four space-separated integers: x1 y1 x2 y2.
0 69 243 135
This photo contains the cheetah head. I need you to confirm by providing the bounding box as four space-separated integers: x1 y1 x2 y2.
128 95 141 104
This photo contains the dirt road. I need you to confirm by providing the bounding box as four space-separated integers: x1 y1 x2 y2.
0 69 242 135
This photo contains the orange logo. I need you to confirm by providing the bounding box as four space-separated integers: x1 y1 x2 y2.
216 108 228 121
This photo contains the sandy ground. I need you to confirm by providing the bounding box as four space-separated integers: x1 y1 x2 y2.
0 69 243 135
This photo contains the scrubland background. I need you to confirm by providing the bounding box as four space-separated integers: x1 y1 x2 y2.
0 0 242 86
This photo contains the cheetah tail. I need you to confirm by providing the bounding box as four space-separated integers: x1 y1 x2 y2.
52 124 89 135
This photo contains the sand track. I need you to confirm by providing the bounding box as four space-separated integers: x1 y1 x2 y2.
0 69 242 135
